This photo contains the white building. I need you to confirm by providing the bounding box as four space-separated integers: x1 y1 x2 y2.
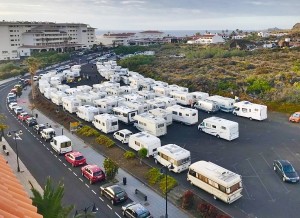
187 34 224 44
0 21 96 60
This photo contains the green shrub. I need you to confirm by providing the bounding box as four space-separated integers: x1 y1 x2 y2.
118 55 155 71
159 175 178 194
146 168 163 185
247 78 271 94
124 151 136 159
95 135 115 148
77 125 99 137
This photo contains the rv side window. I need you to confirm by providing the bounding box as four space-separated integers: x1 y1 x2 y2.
172 111 177 115
135 141 140 147
102 122 105 126
112 121 118 126
242 108 247 113
221 126 226 130
179 112 182 116
185 114 189 117
192 113 196 116
157 124 164 128
212 125 216 129
189 169 196 177
206 123 211 127
254 109 259 112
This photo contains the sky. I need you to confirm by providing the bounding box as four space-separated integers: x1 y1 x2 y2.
0 0 300 31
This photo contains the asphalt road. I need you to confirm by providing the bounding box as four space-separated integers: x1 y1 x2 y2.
66 62 300 218
1 80 128 217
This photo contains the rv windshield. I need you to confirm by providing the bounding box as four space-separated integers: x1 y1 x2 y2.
61 141 71 148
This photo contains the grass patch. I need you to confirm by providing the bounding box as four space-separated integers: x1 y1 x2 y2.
95 135 115 148
266 102 300 114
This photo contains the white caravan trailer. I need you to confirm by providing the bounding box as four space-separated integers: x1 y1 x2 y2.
71 65 81 77
153 81 168 87
94 97 119 114
137 90 155 100
51 91 67 106
146 99 166 110
233 101 267 121
102 81 120 89
50 135 73 155
148 108 173 126
198 117 239 141
206 95 235 112
109 74 120 83
187 160 243 204
120 101 149 114
62 96 82 113
112 106 138 124
133 113 167 137
76 85 93 93
123 93 145 103
194 99 219 113
166 105 198 125
170 91 194 106
128 132 161 157
76 93 103 106
154 96 177 107
76 105 99 122
92 114 119 133
57 84 70 93
106 87 123 96
50 77 61 87
153 86 171 97
39 81 50 94
65 88 79 96
154 144 191 173
190 91 209 101
121 76 130 85
44 87 57 99
168 84 188 92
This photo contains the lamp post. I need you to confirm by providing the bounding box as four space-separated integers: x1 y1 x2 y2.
160 164 174 218
7 130 23 172
74 203 98 218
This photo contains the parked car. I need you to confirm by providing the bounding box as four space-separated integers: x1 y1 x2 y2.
81 164 105 184
18 112 30 121
33 124 46 134
273 160 299 183
8 102 18 110
289 112 300 123
7 92 16 98
65 151 86 167
122 202 152 218
14 107 24 115
100 184 128 205
25 117 38 127
113 129 132 144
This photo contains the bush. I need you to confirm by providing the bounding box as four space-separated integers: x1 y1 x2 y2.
77 125 100 137
95 135 115 148
246 78 271 94
118 55 155 71
146 168 163 185
124 151 136 159
181 190 194 209
159 175 178 194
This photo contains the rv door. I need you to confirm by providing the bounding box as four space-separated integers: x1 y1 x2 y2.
129 111 137 122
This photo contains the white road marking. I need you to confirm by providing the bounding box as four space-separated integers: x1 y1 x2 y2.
58 159 62 162
68 168 72 171
50 151 53 154
99 197 104 201
85 184 90 188
79 178 83 182
92 190 96 194
46 147 49 150
63 163 67 166
107 205 112 210
115 212 121 218
73 172 77 176
54 155 57 158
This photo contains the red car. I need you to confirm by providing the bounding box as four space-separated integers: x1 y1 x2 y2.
289 112 300 123
65 151 86 167
18 112 30 121
81 164 105 184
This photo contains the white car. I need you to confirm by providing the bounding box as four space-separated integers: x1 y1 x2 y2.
113 129 132 144
7 92 16 98
14 106 24 115
9 102 18 110
33 76 39 81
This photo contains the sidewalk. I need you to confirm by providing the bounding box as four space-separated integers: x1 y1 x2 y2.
17 87 190 218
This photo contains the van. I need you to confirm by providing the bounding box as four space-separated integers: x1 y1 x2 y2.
50 135 73 154
41 128 56 141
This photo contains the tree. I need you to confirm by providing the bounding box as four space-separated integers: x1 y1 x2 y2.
24 57 40 100
103 158 119 180
138 148 148 164
16 85 22 98
0 114 8 142
30 177 74 218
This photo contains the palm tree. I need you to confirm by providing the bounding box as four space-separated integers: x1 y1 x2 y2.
24 57 40 100
0 114 8 142
30 177 74 218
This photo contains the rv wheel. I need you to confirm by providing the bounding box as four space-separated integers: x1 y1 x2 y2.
122 140 125 144
233 112 237 116
213 196 217 200
249 117 253 120
198 128 202 131
216 135 220 139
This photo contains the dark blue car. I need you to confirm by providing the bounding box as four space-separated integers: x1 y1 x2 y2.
273 160 299 183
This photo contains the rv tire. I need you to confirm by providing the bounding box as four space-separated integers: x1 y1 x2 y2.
198 128 202 131
213 196 217 200
122 140 125 144
249 117 253 120
233 112 237 116
216 134 220 139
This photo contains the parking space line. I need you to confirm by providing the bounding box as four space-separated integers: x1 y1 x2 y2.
54 155 57 158
58 159 62 162
107 205 112 210
92 190 96 195
232 164 251 200
115 212 121 218
73 172 77 176
259 153 272 168
46 147 49 150
271 147 282 159
247 159 275 202
85 184 90 188
68 168 72 171
284 146 300 162
99 197 104 201
79 178 83 182
63 163 67 166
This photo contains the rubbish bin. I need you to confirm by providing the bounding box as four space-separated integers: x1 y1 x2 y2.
123 177 127 185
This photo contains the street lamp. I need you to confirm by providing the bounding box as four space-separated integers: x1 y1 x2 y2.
7 130 23 172
74 203 98 218
160 164 174 218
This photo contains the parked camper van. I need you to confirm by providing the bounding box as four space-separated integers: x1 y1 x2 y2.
198 117 239 141
146 99 166 110
206 95 235 112
133 113 167 137
190 91 209 101
41 128 56 141
50 135 73 154
168 84 188 92
137 90 155 100
120 101 149 114
92 114 119 133
94 97 120 114
128 132 161 157
76 105 99 122
187 160 243 204
112 106 137 124
51 91 67 106
233 101 267 121
154 144 191 173
153 86 171 97
62 96 82 113
148 108 173 126
194 99 219 113
113 129 132 144
154 96 177 107
170 91 194 106
166 105 198 125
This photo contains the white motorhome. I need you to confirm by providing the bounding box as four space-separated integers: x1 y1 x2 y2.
137 90 155 100
128 132 161 157
153 86 171 97
50 77 62 87
198 117 239 141
148 108 172 126
38 81 50 94
194 99 219 113
120 101 149 114
71 65 81 77
50 91 67 106
146 99 166 110
154 96 177 107
76 105 99 122
76 85 93 93
44 87 57 99
92 114 119 133
233 101 267 121
166 105 198 125
190 91 209 101
170 91 194 106
153 81 168 87
57 84 70 93
123 93 145 103
94 96 124 114
76 93 103 106
65 88 79 96
62 96 82 113
133 113 167 137
50 135 73 155
168 84 188 92
154 144 191 173
112 106 138 124
206 95 235 112
187 160 243 204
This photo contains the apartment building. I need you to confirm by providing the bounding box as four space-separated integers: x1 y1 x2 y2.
0 21 96 60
